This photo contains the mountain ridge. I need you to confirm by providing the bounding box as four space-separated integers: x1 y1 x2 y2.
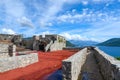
97 38 120 46
69 40 98 47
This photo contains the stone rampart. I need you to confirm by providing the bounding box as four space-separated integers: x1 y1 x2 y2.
0 53 38 73
0 43 10 58
32 35 66 51
63 47 83 51
94 47 120 80
50 41 66 51
0 43 16 58
62 48 88 80
0 34 22 47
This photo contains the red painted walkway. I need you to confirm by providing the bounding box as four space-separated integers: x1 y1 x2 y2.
0 50 78 80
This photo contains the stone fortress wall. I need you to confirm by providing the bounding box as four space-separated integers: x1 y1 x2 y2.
0 34 15 41
32 34 66 52
62 48 88 80
48 35 66 51
0 34 22 47
0 43 10 58
0 34 65 73
94 47 120 80
62 47 120 80
0 53 38 72
0 34 66 52
0 42 38 73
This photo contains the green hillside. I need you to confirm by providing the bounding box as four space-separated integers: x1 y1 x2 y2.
97 38 120 46
116 57 120 60
66 41 75 47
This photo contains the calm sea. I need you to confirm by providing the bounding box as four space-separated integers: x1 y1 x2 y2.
98 46 120 57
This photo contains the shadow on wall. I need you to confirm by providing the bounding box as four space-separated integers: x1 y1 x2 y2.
78 52 104 80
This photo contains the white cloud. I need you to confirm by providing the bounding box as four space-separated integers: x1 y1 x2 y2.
2 28 16 34
82 1 88 5
41 31 51 35
59 20 120 42
17 17 34 28
0 0 114 28
0 0 26 29
33 31 52 36
92 0 113 3
80 21 120 42
37 0 115 27
60 32 89 41
2 0 25 18
0 0 119 42
38 0 81 27
57 8 120 24
38 0 65 27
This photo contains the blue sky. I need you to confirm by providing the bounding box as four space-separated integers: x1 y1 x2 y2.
0 0 120 42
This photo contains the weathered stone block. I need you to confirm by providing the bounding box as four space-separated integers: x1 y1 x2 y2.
0 43 10 58
62 48 88 80
0 57 18 72
0 53 38 73
94 47 120 80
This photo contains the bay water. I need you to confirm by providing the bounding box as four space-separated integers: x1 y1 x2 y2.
98 46 120 57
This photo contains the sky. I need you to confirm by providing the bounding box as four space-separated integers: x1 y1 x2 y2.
0 0 120 42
